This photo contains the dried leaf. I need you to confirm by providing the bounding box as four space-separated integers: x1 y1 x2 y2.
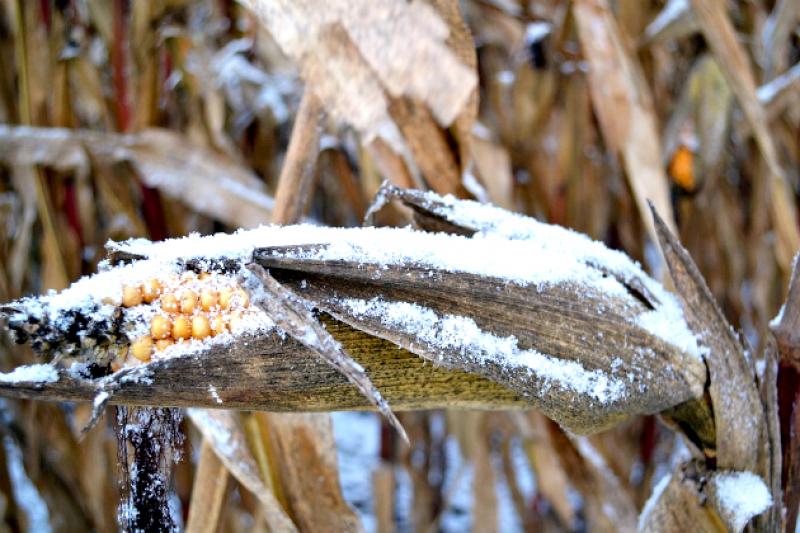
770 253 800 528
185 441 229 533
3 227 707 438
573 0 677 244
642 0 697 45
637 462 725 532
688 0 800 269
187 409 297 532
237 0 477 152
549 427 637 532
651 204 763 473
243 263 408 443
0 125 275 229
258 413 365 532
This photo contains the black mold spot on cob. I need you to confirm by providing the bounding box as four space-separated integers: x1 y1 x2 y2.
1 300 130 364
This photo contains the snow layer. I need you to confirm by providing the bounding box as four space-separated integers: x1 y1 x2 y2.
0 364 58 384
713 471 772 532
116 220 704 362
338 296 626 404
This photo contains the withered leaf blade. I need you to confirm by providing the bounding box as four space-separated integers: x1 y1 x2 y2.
368 181 664 307
0 125 275 229
642 0 697 45
637 461 726 532
639 461 773 533
253 233 707 434
650 203 763 473
770 252 800 529
573 0 677 244
0 319 527 411
242 263 408 443
187 409 298 532
237 0 477 153
261 259 703 435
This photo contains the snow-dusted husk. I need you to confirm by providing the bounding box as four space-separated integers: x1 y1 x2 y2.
116 219 705 364
339 296 626 404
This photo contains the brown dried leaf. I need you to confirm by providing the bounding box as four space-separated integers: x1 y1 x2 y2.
258 413 365 533
243 263 407 443
642 0 697 45
185 441 229 533
762 0 800 76
257 244 706 434
520 412 576 528
549 427 637 532
0 125 274 229
237 0 477 151
688 0 800 269
388 96 466 196
770 253 800 528
651 205 763 473
637 461 725 532
573 0 677 242
187 409 297 532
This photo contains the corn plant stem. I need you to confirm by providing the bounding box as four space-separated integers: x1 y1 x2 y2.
271 88 325 225
185 441 230 533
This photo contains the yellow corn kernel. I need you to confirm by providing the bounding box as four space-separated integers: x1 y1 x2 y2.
232 288 249 308
200 289 219 312
192 315 211 339
122 285 143 307
151 315 172 340
218 287 233 310
155 339 174 352
161 293 179 313
211 314 228 335
180 290 198 314
227 311 244 332
130 336 153 362
141 279 162 303
173 315 191 340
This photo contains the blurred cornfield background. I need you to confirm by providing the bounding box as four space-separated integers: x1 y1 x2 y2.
0 0 797 531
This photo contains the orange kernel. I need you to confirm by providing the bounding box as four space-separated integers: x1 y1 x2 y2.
211 314 228 335
173 315 192 340
151 315 172 340
180 290 198 314
191 315 211 339
130 336 153 362
232 288 249 308
161 293 179 313
218 287 233 310
141 279 162 303
200 289 219 312
155 339 174 352
122 285 143 307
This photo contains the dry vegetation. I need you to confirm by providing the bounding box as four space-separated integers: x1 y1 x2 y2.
0 0 798 531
